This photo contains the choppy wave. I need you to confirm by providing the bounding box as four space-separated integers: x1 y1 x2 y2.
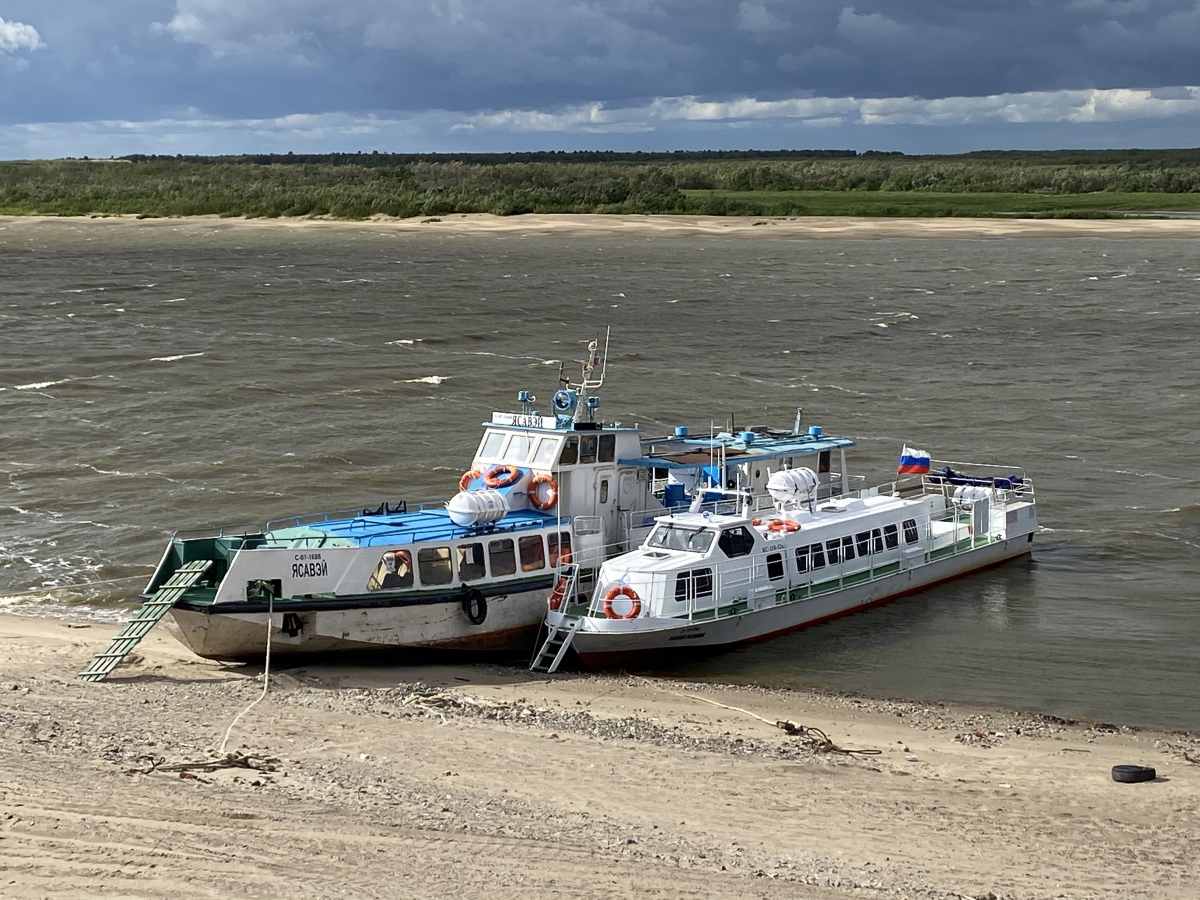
149 352 205 362
14 379 71 390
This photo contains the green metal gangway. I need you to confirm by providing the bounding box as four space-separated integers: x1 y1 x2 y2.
530 615 582 674
530 565 583 674
76 559 212 683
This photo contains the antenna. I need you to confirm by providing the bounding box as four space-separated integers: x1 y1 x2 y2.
571 326 611 423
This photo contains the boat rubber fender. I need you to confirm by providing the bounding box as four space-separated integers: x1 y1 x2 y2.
462 588 487 625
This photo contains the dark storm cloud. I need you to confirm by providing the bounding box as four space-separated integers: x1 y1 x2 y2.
7 0 1200 122
146 0 1200 107
4 1 1200 155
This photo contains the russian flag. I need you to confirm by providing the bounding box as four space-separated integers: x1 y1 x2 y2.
898 445 931 475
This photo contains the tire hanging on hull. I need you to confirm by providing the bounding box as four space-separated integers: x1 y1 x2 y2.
462 588 488 625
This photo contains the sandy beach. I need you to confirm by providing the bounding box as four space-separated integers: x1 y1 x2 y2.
1 612 1196 900
6 211 1200 240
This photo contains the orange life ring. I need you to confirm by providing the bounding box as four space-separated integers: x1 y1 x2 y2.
529 473 559 511
602 585 642 620
548 576 569 611
483 464 521 488
459 468 482 492
751 517 763 526
767 519 802 533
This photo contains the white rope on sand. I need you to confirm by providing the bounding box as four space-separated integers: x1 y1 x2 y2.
217 592 273 755
632 676 880 756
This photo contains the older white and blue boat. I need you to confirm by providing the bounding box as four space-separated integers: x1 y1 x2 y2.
531 457 1038 671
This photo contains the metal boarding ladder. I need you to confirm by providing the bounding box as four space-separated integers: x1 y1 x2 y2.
76 559 213 683
530 616 582 674
530 565 581 674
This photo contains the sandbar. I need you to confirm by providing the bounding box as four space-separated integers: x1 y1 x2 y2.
1 611 1195 899
5 212 1200 240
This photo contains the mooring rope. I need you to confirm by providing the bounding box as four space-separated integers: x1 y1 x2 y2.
633 676 880 756
217 588 274 755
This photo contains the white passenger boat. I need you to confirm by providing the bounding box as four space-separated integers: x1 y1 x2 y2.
532 458 1037 671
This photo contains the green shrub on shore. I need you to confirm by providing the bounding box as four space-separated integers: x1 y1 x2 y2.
3 150 1200 219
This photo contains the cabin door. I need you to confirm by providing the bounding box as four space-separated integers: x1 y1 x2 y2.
594 468 618 555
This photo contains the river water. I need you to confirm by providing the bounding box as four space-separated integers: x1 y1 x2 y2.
2 219 1197 729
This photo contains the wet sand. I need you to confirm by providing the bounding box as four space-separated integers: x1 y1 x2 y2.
7 211 1200 239
2 612 1196 900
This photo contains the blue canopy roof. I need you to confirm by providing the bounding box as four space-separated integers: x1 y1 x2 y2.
264 508 558 549
621 432 855 470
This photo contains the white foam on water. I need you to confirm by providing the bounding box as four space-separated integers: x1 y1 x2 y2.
164 298 185 302
14 379 70 390
386 339 416 345
404 376 448 384
148 352 205 362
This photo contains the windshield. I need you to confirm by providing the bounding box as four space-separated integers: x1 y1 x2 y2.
646 524 714 553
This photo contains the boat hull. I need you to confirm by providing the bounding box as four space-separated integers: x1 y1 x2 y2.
167 586 547 661
569 536 1033 667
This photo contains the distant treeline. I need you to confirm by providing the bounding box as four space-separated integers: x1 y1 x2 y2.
4 149 1200 219
118 149 864 166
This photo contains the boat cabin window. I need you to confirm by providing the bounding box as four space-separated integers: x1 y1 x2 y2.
457 543 486 582
579 434 598 464
872 528 885 554
519 535 546 571
488 539 516 576
417 547 453 585
718 527 755 558
366 549 413 591
903 518 920 544
533 438 559 468
855 531 871 557
598 434 616 463
825 538 841 565
548 531 572 566
560 436 579 466
795 544 826 573
841 536 856 561
479 431 505 459
818 451 831 474
647 524 715 553
506 433 533 463
599 479 609 504
884 524 899 549
766 552 784 581
674 568 713 601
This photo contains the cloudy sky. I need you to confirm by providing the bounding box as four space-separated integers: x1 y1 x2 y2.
3 1 1200 157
